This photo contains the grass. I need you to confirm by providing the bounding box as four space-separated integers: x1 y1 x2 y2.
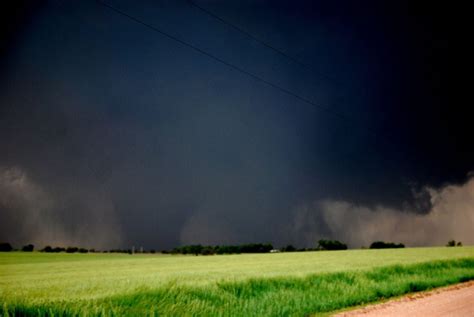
1 247 474 316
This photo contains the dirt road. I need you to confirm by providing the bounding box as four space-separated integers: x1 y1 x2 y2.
335 281 474 317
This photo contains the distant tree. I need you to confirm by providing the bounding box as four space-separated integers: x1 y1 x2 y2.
149 249 156 254
447 240 456 247
42 246 52 252
457 241 463 247
22 244 34 252
239 243 273 253
0 242 13 252
215 245 241 254
189 245 203 255
41 246 66 252
369 241 405 249
66 247 78 253
282 245 296 252
317 239 347 251
78 248 88 253
168 243 274 255
213 246 223 255
262 243 273 253
200 246 215 255
173 245 206 255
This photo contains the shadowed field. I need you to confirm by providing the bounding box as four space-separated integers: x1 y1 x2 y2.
1 247 474 316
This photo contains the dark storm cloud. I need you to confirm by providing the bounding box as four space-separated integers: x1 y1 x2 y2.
0 0 472 249
286 173 474 248
0 166 122 248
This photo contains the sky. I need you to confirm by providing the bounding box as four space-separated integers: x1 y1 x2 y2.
1 0 473 249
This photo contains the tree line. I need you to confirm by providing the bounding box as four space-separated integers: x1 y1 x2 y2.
0 239 464 253
0 243 36 252
167 243 274 255
369 241 405 249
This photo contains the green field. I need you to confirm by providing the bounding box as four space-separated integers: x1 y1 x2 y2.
1 247 474 316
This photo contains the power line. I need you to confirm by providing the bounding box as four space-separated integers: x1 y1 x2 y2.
184 1 414 160
95 0 409 168
96 1 365 128
186 0 341 85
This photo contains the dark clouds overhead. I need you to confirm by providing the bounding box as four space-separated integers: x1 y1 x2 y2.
1 0 472 249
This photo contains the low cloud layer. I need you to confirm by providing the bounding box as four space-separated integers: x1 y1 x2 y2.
2 164 473 249
0 166 121 249
287 174 474 248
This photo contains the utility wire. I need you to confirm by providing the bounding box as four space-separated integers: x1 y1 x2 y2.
185 0 406 145
95 0 408 167
39 0 404 178
97 1 368 130
186 0 341 85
